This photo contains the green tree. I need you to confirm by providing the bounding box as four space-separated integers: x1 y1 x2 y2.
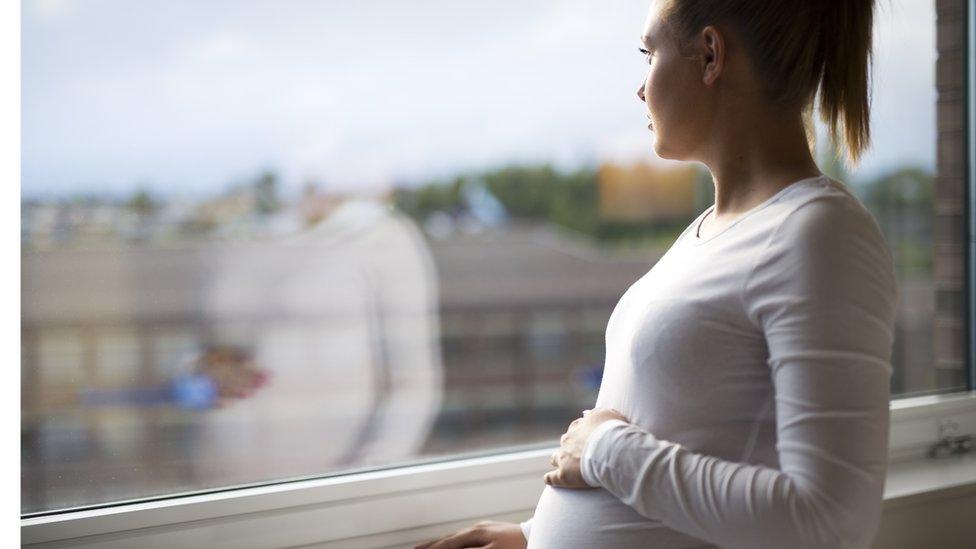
127 188 160 217
482 165 561 219
254 171 280 214
861 166 934 277
394 162 693 246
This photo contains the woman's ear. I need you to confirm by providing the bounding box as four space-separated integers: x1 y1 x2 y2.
699 25 725 86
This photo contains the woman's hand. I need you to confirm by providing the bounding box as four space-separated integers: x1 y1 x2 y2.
195 346 270 408
544 407 629 489
413 520 526 549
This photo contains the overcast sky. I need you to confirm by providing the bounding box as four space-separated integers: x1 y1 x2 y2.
22 0 938 199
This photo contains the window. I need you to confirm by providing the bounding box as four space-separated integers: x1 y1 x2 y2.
21 0 971 522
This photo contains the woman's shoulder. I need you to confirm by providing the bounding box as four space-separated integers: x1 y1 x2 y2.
766 176 886 248
744 176 899 328
754 175 897 300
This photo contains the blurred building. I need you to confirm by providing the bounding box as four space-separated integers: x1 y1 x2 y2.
597 162 699 223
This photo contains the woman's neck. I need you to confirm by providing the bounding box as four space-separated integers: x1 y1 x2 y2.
699 109 823 218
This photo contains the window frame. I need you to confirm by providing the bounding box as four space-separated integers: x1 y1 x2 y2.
20 1 976 546
969 0 976 392
19 394 976 547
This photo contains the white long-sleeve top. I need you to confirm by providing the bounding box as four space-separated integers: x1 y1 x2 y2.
521 175 898 549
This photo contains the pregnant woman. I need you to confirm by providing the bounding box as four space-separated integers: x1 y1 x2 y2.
417 0 896 547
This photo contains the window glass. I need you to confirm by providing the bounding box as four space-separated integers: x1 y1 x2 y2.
21 0 967 514
839 0 968 397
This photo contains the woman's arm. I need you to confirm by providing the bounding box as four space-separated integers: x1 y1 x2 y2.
580 197 899 549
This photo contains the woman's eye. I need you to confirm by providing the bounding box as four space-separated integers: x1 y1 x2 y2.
638 47 653 65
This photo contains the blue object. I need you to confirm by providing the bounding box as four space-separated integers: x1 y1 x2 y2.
79 373 219 410
170 373 219 410
575 363 604 391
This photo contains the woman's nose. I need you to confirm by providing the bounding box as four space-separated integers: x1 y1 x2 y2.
636 83 646 102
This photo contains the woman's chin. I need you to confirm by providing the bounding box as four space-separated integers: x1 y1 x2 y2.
651 138 671 159
651 138 687 162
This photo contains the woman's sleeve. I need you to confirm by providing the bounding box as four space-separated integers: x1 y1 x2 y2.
519 516 532 541
579 197 899 549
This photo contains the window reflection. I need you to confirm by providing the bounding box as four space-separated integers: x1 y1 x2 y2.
23 193 444 510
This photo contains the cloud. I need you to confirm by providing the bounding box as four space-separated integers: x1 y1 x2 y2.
32 0 71 21
521 0 646 52
183 30 250 62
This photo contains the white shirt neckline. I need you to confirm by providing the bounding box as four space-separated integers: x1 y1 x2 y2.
691 174 827 246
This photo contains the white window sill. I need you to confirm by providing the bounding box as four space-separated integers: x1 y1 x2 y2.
883 453 976 506
21 391 976 548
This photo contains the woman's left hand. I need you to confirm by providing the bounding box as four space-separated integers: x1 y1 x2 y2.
545 407 630 489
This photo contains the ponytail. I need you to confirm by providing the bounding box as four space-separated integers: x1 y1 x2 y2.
817 1 875 166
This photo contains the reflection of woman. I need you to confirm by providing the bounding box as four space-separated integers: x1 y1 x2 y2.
418 1 896 548
194 198 443 486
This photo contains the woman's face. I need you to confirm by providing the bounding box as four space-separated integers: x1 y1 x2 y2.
638 3 713 160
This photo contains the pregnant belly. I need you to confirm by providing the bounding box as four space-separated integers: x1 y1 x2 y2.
527 485 716 549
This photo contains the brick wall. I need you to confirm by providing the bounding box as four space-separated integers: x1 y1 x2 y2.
933 0 967 389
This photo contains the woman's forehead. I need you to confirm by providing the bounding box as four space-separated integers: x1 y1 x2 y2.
642 1 665 44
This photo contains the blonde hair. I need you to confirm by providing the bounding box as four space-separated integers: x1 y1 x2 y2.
660 0 875 167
